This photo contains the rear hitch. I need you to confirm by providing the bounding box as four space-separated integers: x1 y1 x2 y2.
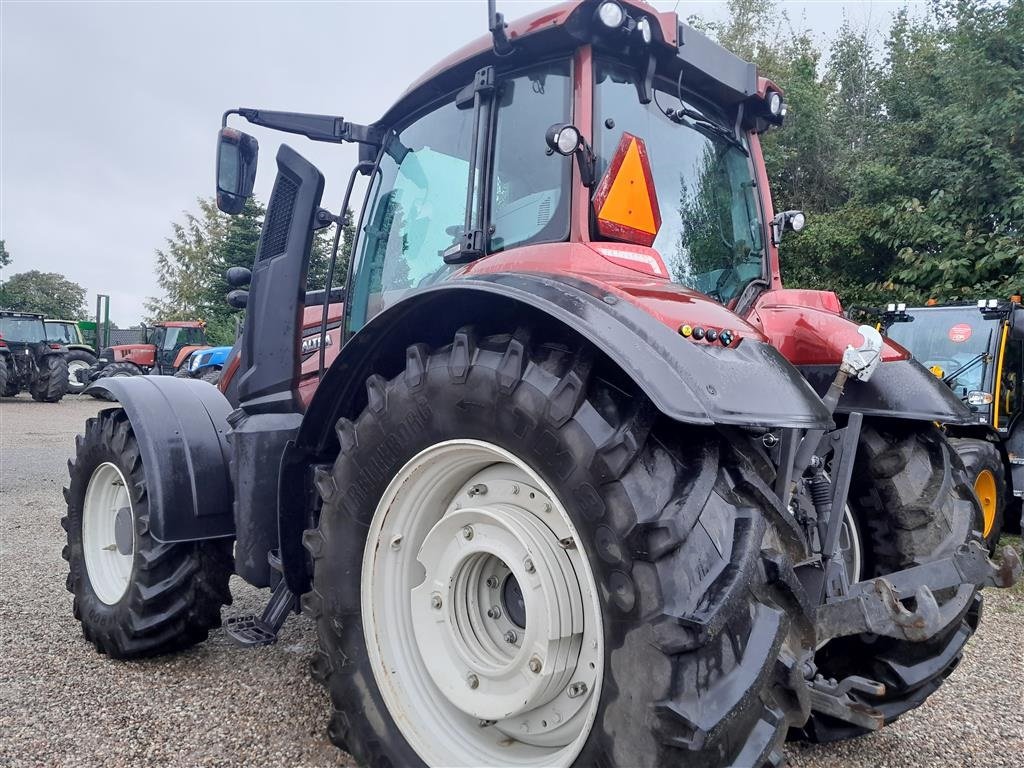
816 540 1021 644
807 674 887 731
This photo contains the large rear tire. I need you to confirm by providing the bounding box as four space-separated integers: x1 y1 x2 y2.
947 437 1005 552
30 353 68 402
304 328 815 768
794 421 980 743
62 408 234 658
65 349 97 394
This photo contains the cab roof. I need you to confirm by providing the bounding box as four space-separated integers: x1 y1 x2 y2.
379 0 774 129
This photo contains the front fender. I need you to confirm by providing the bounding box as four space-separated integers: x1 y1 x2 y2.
85 376 235 542
800 359 976 425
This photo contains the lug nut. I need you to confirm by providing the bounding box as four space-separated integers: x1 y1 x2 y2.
430 593 442 609
528 656 542 674
487 605 502 619
468 483 488 497
486 576 499 589
461 525 474 540
467 673 479 689
504 630 518 644
389 535 403 550
524 557 535 573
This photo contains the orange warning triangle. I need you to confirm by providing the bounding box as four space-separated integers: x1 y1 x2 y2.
594 133 662 246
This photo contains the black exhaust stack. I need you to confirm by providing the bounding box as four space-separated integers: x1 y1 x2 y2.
231 144 324 586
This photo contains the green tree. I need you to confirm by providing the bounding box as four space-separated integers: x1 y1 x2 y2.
0 240 11 269
0 270 88 318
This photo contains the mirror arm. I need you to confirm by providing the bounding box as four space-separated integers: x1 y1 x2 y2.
223 108 383 148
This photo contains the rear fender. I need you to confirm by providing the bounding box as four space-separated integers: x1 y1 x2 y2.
277 272 831 594
84 376 235 543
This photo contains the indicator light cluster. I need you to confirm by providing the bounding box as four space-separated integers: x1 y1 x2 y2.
679 324 736 346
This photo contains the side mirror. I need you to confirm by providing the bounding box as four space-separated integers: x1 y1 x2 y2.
225 266 252 287
771 210 806 246
216 127 259 214
226 289 249 309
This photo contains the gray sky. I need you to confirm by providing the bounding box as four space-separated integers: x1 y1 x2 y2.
2 1 914 326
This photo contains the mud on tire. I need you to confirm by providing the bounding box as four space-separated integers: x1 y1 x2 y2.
304 327 816 767
62 408 234 658
795 421 981 743
30 353 69 402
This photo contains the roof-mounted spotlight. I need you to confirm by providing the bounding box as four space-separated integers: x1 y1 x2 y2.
988 298 999 308
977 299 988 308
767 91 784 117
897 302 907 312
596 1 625 29
887 303 897 312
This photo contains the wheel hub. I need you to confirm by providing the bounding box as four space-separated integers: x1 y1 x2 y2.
411 492 588 724
361 440 603 765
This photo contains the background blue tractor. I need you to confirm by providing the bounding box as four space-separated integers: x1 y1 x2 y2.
175 345 232 384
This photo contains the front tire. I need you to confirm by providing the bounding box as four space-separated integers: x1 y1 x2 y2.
795 421 980 743
62 408 234 658
305 328 815 767
948 437 1005 552
65 350 97 394
30 353 68 402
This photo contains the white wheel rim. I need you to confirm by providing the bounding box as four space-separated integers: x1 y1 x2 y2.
82 462 134 604
67 360 88 388
361 440 604 767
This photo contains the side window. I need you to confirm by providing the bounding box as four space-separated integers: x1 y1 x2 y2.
489 60 573 252
348 101 475 332
162 328 180 350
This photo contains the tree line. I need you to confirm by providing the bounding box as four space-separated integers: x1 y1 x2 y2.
698 0 1022 306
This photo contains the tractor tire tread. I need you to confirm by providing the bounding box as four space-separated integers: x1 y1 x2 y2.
307 326 814 768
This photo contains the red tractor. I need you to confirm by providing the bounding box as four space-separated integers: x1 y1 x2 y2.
64 3 1019 767
78 320 210 386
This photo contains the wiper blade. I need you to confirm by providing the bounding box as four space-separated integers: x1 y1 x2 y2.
666 106 748 155
943 352 987 384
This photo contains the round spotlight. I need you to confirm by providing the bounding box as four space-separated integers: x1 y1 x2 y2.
546 123 581 156
767 91 783 116
637 17 652 44
790 211 806 232
597 1 625 28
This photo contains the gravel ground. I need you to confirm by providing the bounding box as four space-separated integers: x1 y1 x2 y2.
1 395 1021 767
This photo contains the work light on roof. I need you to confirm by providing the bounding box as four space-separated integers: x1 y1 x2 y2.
977 299 987 308
887 303 896 312
988 299 999 308
790 211 806 232
597 1 625 28
897 302 907 312
767 91 784 116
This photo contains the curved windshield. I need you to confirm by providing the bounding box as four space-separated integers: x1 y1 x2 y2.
347 59 572 333
1 316 46 343
594 60 765 305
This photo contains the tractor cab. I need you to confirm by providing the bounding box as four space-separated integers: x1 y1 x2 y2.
883 300 1024 431
148 322 208 374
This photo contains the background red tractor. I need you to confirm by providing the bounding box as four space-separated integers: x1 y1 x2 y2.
78 320 210 387
64 3 1019 767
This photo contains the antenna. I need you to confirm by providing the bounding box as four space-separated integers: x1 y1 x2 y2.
488 0 513 56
